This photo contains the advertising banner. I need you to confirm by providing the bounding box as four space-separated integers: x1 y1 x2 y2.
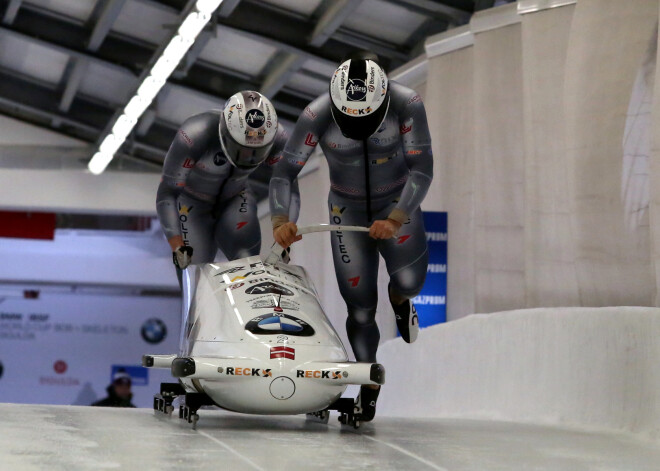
413 211 447 327
0 293 180 408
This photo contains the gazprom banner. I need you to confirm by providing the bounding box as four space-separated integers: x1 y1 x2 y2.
0 293 180 407
413 211 447 327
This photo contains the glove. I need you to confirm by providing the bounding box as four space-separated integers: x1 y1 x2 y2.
281 246 291 264
173 246 194 269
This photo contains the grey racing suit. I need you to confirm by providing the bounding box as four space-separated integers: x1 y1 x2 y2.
269 81 433 362
157 110 299 265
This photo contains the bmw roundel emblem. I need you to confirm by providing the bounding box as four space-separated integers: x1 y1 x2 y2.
246 313 315 337
141 318 167 344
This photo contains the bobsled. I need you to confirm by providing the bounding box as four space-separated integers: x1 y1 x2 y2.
143 225 384 429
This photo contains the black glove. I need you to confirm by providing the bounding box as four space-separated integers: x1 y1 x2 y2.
173 246 194 269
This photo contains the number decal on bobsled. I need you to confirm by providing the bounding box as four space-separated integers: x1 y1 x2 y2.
245 282 294 296
245 313 315 336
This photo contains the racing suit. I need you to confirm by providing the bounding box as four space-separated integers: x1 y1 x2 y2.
269 82 433 362
157 111 299 264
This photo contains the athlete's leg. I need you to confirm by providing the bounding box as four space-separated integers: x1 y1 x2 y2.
214 190 261 261
378 206 428 298
328 200 380 363
378 205 428 342
177 194 217 264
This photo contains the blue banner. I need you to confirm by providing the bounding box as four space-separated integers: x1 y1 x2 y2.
413 211 447 328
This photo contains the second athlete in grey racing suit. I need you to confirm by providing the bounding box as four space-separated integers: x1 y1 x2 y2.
269 63 433 365
157 94 299 269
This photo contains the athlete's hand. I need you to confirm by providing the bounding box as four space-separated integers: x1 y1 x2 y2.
168 235 185 252
274 222 301 248
173 246 194 269
369 218 402 239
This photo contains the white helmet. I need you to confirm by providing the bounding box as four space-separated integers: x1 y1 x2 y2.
329 59 390 140
219 91 278 168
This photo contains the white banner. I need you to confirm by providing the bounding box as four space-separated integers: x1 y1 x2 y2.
0 293 180 408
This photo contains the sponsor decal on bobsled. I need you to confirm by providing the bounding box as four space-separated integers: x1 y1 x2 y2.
251 296 300 310
224 367 272 377
245 313 315 337
296 370 344 379
245 282 294 296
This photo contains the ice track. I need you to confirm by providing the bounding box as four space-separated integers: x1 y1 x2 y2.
2 404 660 470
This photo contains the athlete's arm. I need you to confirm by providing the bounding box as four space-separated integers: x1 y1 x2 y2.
389 86 433 225
270 95 331 246
156 113 217 250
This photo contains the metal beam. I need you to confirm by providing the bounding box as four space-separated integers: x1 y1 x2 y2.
0 26 135 77
55 0 127 120
88 0 127 52
59 58 89 112
380 0 471 24
0 67 174 160
261 54 306 99
216 0 241 17
135 109 157 136
2 0 21 25
215 23 336 70
173 29 214 79
331 29 410 63
309 0 363 47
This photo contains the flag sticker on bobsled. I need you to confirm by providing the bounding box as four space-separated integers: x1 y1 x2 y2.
245 313 315 337
270 346 295 360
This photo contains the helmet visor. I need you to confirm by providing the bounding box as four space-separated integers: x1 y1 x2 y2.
220 117 274 168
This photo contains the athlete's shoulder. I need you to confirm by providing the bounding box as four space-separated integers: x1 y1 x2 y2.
300 93 332 123
389 81 423 112
176 111 220 148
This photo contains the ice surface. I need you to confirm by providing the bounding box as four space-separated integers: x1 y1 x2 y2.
2 404 660 470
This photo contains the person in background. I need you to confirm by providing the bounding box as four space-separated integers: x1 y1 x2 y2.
91 369 136 408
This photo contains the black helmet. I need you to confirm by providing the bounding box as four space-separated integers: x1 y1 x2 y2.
219 90 278 168
329 59 390 140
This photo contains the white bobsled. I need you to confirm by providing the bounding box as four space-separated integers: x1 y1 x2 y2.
143 225 384 428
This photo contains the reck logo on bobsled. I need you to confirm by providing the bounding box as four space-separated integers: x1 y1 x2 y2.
245 313 315 337
224 367 272 377
245 282 294 296
297 370 344 379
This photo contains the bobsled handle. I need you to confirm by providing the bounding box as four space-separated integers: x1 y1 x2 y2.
265 224 370 264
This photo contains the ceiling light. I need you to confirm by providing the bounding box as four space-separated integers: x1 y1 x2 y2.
88 1 223 174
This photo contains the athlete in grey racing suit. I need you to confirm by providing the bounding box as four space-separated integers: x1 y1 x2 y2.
157 110 299 268
269 81 433 363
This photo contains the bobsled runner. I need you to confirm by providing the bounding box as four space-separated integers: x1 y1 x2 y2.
144 224 385 429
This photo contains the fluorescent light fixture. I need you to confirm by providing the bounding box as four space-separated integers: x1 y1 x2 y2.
88 1 223 174
178 12 210 40
137 76 166 101
88 152 113 175
124 96 152 120
112 115 137 140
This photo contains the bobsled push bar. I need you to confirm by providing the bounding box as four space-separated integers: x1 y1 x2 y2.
264 224 370 264
143 355 385 387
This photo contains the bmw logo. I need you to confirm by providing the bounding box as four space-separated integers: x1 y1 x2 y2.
245 313 315 337
141 318 167 344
